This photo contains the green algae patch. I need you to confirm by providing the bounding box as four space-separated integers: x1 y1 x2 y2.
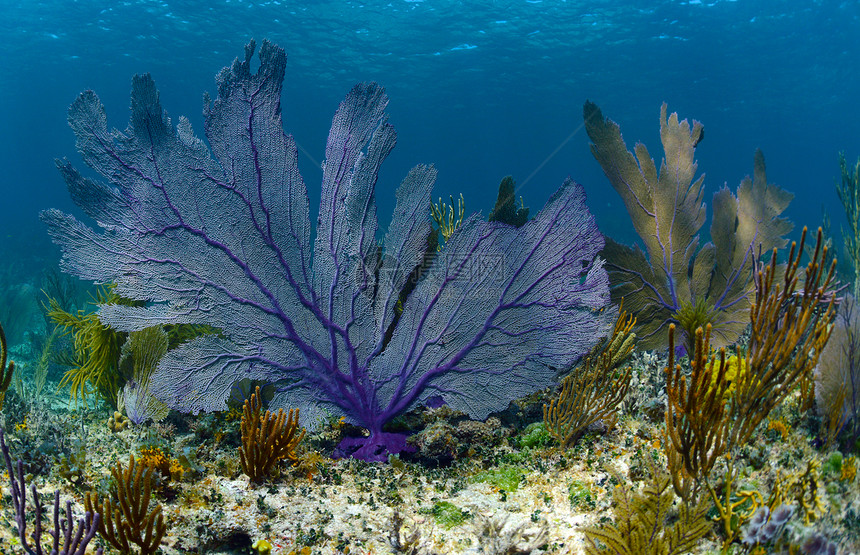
822 451 844 477
431 501 470 529
516 422 552 449
568 479 596 510
471 464 524 492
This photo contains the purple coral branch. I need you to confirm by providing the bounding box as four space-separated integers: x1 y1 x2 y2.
0 429 102 555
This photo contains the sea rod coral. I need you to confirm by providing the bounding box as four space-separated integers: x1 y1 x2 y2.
41 40 610 461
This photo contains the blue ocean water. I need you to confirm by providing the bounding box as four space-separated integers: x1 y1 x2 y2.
1 0 858 272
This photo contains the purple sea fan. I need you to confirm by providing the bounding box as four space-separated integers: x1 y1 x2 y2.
770 504 794 526
41 40 610 461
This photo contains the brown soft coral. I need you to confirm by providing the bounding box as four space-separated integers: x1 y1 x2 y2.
239 386 305 483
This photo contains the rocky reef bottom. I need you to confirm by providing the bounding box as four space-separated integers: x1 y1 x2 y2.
0 355 858 555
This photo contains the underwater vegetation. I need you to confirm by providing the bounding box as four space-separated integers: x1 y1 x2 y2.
663 227 836 547
837 152 860 300
41 39 611 462
117 325 171 425
584 101 794 353
581 462 711 555
0 36 857 555
46 284 214 420
47 284 131 405
816 297 860 451
818 152 860 453
488 176 529 228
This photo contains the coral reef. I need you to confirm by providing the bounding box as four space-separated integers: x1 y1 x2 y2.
43 40 611 461
1 37 856 555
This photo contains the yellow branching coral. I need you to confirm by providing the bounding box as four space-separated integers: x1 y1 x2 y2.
664 324 732 492
770 460 825 524
544 306 635 447
709 464 767 549
85 454 167 555
240 386 305 483
731 227 836 446
430 193 464 247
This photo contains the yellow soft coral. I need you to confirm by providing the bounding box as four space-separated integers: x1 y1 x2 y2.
169 457 184 481
841 456 857 482
709 354 748 399
139 446 171 478
767 418 791 441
